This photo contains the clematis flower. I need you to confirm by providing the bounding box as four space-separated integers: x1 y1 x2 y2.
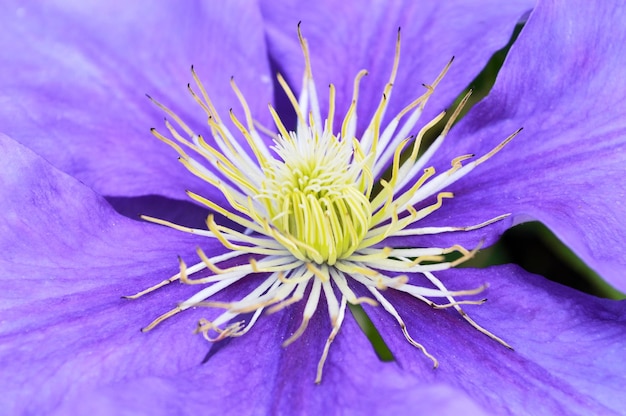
1 1 625 415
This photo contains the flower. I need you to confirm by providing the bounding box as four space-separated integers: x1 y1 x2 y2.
134 24 522 386
1 1 625 415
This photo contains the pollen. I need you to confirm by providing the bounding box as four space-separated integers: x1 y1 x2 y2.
126 24 522 384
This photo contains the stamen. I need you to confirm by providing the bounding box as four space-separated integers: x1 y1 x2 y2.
328 268 378 306
367 286 438 368
392 214 511 236
277 73 306 126
195 274 282 340
316 296 347 384
283 277 322 347
266 281 308 314
360 28 402 156
423 271 512 349
139 215 213 237
190 65 221 123
341 69 368 141
142 306 183 332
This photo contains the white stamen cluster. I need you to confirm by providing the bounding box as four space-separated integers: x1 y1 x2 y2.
128 26 520 383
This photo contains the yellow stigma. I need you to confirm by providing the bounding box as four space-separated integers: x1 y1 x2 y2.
260 128 370 265
128 24 522 384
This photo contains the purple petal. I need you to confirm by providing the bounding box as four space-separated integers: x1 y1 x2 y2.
0 1 272 201
422 0 626 292
363 265 626 414
52 315 489 415
0 133 216 411
260 0 533 132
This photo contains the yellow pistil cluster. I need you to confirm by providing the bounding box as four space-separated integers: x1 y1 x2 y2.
261 128 371 265
127 25 521 383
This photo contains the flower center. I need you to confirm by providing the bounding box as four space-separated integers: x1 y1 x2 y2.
261 129 370 265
